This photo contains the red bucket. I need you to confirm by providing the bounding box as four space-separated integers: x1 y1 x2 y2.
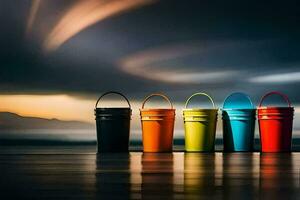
258 91 294 152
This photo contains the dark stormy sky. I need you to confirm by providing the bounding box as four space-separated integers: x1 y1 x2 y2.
1 0 300 103
0 0 300 141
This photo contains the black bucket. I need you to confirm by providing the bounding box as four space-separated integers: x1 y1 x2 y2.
95 91 132 153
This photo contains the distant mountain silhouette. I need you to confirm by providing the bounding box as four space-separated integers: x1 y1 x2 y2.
0 112 94 130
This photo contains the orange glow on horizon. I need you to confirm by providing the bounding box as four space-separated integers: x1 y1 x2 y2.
1 94 298 135
0 95 145 127
0 94 184 131
0 95 94 123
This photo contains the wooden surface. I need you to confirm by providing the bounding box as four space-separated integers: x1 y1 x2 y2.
0 147 299 199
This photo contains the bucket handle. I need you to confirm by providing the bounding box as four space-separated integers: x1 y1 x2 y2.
142 93 173 109
259 91 291 107
223 92 253 108
95 91 131 109
185 92 215 109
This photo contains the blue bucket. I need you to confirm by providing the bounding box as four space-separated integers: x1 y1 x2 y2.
222 92 256 152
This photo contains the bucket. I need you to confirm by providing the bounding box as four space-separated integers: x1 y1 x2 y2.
140 93 175 153
258 91 294 152
222 92 256 152
183 93 218 152
94 91 131 153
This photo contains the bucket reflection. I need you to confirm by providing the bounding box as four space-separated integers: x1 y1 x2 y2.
95 154 131 199
222 153 258 199
259 154 298 199
141 153 175 198
184 153 218 198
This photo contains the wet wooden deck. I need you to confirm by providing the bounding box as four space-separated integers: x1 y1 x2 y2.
0 147 299 199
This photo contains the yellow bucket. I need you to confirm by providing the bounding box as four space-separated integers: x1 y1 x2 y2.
183 93 218 152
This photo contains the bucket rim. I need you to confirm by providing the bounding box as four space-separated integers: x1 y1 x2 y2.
223 111 255 114
258 114 294 117
141 115 175 120
258 115 294 118
95 107 132 110
258 106 294 110
222 113 256 116
95 112 131 115
222 108 256 111
184 114 217 117
95 108 132 115
222 117 256 121
258 117 293 119
184 119 216 122
183 108 218 111
140 108 175 112
258 112 294 115
184 118 217 121
141 116 175 118
95 116 132 119
223 114 255 116
183 114 217 117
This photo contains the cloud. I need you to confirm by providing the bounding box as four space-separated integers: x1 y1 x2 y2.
25 0 41 35
119 42 243 83
249 72 300 84
43 0 155 52
1 0 300 104
160 71 240 84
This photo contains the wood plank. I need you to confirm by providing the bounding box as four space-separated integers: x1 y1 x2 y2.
0 149 299 199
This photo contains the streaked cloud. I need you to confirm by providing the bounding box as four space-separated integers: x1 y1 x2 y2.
157 71 239 84
25 0 41 35
120 42 201 68
249 71 300 84
2 0 300 101
43 0 155 52
119 43 240 83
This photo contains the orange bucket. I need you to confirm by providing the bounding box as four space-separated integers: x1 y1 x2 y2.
140 93 176 153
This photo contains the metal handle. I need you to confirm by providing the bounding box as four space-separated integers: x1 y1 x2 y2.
259 91 291 107
185 92 215 108
223 92 253 108
141 93 173 109
95 91 131 109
